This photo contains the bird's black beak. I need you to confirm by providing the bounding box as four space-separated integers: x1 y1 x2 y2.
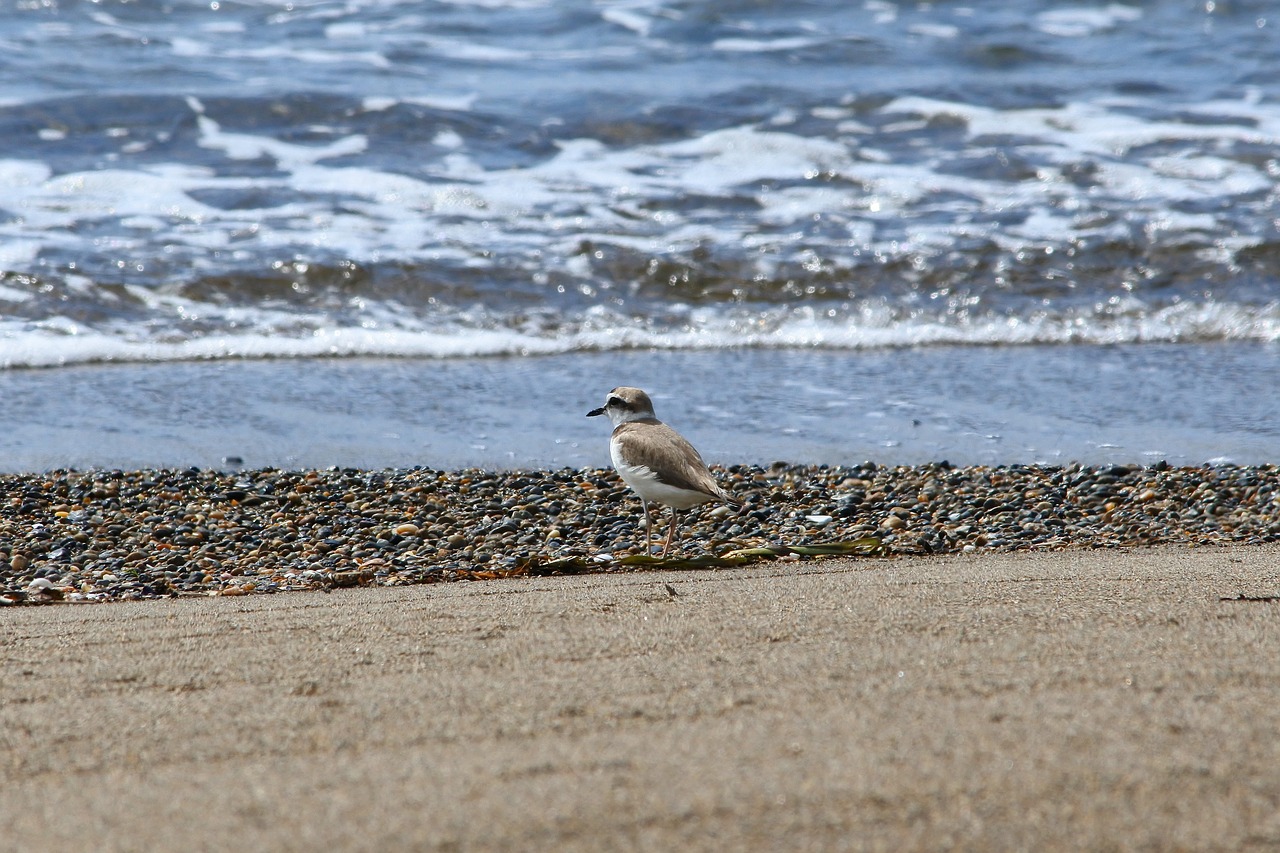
587 406 605 417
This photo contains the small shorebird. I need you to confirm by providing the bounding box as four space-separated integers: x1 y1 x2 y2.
587 386 738 557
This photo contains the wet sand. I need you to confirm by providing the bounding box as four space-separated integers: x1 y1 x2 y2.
5 545 1280 851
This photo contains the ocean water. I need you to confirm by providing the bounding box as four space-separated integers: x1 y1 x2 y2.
2 343 1278 472
0 0 1277 470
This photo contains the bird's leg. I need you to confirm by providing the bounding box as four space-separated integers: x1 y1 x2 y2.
641 499 653 554
661 508 679 558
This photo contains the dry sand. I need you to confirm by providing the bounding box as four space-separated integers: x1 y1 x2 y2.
5 545 1280 852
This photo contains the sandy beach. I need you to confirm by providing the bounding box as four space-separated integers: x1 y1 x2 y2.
5 544 1280 851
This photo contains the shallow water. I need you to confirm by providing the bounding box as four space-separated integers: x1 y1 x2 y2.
3 342 1277 473
2 1 1277 469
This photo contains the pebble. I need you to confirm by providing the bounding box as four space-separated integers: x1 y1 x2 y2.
0 462 1277 603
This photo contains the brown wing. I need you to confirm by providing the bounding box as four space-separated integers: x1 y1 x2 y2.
612 420 735 503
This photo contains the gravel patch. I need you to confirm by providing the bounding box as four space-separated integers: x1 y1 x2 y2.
3 461 1278 604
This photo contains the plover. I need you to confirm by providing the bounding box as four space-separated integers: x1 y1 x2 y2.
587 386 738 557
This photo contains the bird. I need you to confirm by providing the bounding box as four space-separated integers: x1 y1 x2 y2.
587 386 738 557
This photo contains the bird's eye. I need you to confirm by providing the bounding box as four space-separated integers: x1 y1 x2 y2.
608 396 626 408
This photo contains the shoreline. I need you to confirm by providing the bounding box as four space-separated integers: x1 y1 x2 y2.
4 345 1279 475
6 545 1280 850
3 461 1279 605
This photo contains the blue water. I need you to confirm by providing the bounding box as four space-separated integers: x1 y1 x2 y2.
0 0 1277 470
1 343 1276 472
